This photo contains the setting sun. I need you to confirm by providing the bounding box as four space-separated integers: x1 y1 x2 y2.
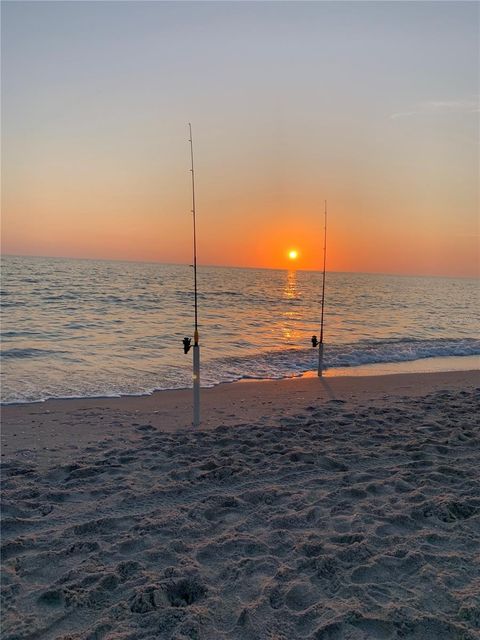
288 249 298 260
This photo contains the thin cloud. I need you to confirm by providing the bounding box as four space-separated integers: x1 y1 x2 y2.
390 99 479 119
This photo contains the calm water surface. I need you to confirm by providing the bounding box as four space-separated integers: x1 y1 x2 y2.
2 255 479 403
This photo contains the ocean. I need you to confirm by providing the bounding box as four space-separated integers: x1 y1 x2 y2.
1 255 479 404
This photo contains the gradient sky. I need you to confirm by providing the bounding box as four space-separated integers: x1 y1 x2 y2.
2 1 479 276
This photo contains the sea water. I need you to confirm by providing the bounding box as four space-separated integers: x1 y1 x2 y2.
1 255 479 404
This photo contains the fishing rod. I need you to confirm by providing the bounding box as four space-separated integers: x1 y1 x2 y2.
182 123 200 426
311 200 327 376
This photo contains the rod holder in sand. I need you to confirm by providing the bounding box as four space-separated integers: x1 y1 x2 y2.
193 341 200 427
311 335 324 377
182 328 200 427
318 342 324 377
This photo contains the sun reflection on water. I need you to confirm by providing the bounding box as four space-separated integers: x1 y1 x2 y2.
283 269 299 300
281 270 302 343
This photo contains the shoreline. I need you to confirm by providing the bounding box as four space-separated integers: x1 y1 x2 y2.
2 369 478 469
2 353 478 409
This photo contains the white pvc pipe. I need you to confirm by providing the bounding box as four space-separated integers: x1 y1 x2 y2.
318 343 324 377
193 344 200 426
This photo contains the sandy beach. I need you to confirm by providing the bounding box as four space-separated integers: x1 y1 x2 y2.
2 370 479 639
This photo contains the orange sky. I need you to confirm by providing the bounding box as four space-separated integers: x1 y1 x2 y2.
4 188 477 277
2 2 479 277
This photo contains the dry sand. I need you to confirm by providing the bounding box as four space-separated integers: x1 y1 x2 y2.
1 370 479 639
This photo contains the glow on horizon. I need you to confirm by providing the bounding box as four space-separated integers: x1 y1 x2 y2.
2 1 479 278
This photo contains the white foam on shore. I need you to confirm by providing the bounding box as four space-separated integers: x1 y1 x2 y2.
320 354 479 378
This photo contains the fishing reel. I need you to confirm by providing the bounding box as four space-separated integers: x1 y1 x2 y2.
183 337 192 354
183 330 199 354
311 335 319 348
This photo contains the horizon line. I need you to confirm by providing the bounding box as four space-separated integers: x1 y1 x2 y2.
2 252 478 280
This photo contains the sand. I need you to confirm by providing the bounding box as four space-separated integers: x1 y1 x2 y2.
1 370 479 640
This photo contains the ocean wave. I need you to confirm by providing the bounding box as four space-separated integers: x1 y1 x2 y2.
42 293 79 302
2 330 44 339
2 337 479 404
328 337 480 368
1 347 64 360
205 338 480 384
2 338 478 404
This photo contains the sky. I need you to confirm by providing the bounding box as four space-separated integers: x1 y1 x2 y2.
2 1 479 276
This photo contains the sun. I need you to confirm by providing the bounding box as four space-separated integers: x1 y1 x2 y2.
288 249 299 261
